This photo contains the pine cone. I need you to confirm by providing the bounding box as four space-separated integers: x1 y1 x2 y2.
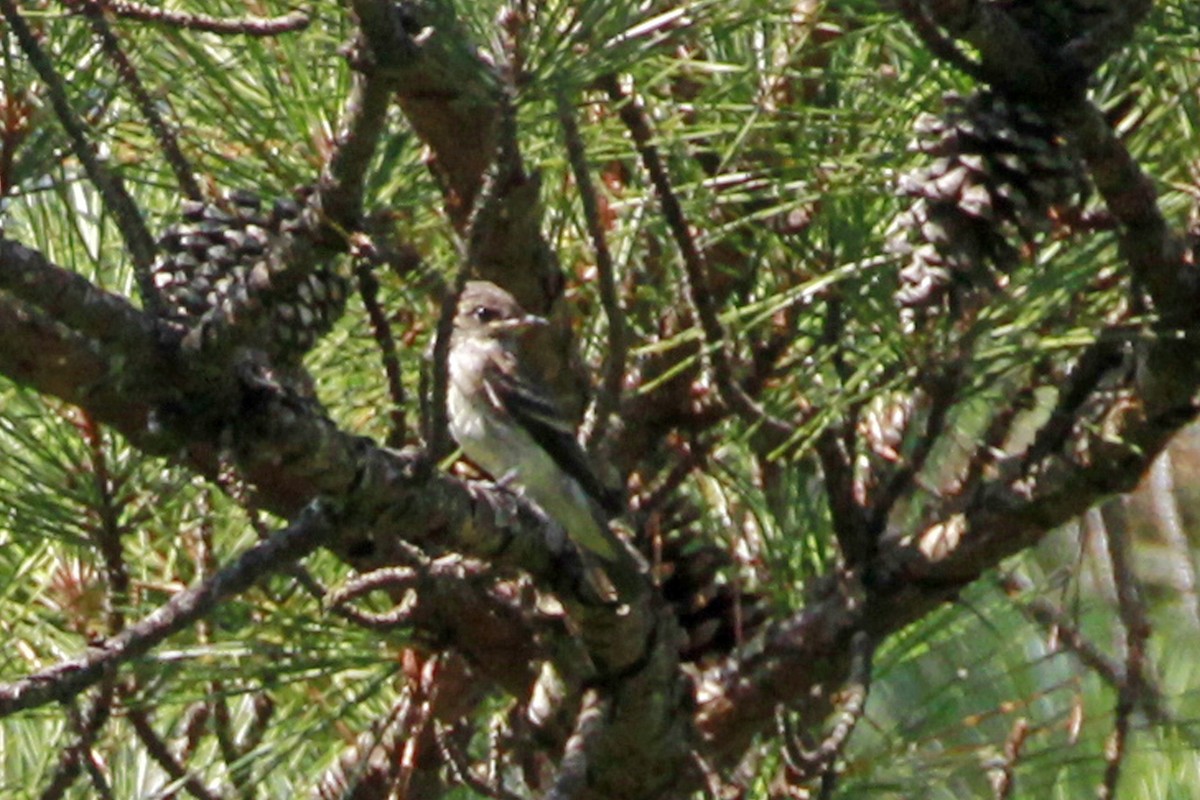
889 90 1089 313
151 188 348 363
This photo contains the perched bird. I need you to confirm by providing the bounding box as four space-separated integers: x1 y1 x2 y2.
447 281 625 568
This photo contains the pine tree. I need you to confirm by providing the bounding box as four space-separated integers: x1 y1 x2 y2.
1 1 1199 797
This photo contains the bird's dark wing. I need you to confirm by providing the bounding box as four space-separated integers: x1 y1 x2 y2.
481 362 624 516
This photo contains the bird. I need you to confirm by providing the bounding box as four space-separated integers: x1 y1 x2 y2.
446 280 626 571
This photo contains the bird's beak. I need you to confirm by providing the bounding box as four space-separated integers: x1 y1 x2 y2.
498 313 548 332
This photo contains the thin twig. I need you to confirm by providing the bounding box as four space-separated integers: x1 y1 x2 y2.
178 703 210 765
1019 338 1126 476
242 692 275 756
873 361 963 529
1101 501 1153 670
96 0 310 37
690 750 725 800
211 456 330 606
816 426 868 565
46 411 125 798
0 0 160 307
78 411 131 636
1097 500 1151 800
209 679 246 800
79 736 115 800
603 75 795 443
64 0 202 200
815 296 868 564
1000 572 1170 726
315 58 396 244
780 631 874 787
544 689 611 800
324 556 503 632
426 274 465 458
38 681 116 800
186 493 250 800
1098 705 1130 800
0 502 332 718
814 632 873 763
354 258 408 447
632 436 709 518
125 704 223 800
1146 452 1200 627
316 692 415 799
557 90 627 446
1060 3 1150 74
434 720 525 800
326 566 421 608
990 717 1029 800
395 663 439 800
960 368 1043 494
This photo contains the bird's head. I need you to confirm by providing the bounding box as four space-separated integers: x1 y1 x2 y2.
454 281 548 341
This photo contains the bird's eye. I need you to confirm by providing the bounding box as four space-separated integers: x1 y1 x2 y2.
473 305 500 323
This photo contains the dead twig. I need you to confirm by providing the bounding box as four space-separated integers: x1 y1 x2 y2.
780 631 874 789
94 0 309 36
603 75 795 444
557 90 628 446
1096 500 1152 800
989 716 1029 800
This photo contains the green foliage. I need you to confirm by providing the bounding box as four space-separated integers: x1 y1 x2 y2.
2 0 1200 796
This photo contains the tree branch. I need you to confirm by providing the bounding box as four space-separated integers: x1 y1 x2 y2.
557 90 628 446
603 75 796 445
0 502 332 718
360 0 500 231
96 0 310 37
125 703 223 800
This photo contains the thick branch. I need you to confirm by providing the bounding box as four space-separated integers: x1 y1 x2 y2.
361 0 501 231
0 239 165 363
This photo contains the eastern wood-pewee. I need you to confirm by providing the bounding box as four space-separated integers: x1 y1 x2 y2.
447 281 626 567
